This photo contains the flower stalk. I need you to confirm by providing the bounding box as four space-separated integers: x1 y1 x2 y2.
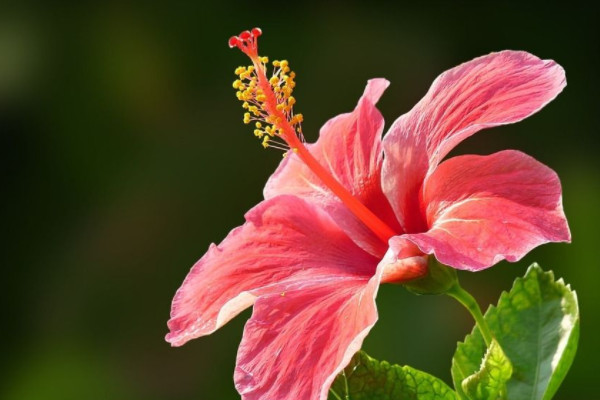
446 283 493 347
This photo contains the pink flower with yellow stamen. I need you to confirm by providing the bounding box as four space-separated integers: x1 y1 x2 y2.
167 28 570 400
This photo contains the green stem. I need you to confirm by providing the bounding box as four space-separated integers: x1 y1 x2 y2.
446 283 493 347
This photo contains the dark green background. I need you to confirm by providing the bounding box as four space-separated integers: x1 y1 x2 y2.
2 2 598 399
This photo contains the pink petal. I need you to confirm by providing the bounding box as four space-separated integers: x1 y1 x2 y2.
265 79 401 257
166 195 378 346
382 51 566 233
235 260 386 400
398 150 570 270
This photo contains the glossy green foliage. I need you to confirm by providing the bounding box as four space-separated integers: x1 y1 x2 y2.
462 340 512 400
329 351 457 400
452 264 579 400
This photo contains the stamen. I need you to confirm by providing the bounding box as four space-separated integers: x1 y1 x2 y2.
231 52 304 150
229 28 397 244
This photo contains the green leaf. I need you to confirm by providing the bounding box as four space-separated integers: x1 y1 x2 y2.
451 264 579 400
328 351 457 400
462 339 512 400
452 326 486 399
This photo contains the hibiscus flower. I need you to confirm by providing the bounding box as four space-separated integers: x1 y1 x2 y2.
166 28 570 400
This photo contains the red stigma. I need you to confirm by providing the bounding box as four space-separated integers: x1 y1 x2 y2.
228 36 239 48
228 27 262 58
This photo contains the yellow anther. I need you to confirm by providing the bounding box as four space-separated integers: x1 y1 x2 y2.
231 53 302 151
290 114 303 125
262 136 270 148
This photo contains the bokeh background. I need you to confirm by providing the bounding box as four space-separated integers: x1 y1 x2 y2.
2 2 598 399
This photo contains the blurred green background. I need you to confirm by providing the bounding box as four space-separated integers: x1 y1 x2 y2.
1 2 598 399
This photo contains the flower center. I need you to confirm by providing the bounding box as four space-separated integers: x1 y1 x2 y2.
229 28 397 245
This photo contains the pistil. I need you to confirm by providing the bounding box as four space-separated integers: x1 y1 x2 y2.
229 28 398 245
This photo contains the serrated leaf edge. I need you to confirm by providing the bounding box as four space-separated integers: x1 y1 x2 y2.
452 263 579 400
461 340 512 399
